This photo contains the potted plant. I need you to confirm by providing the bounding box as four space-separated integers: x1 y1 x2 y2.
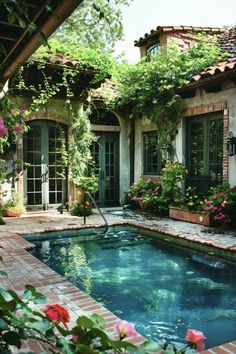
3 191 25 217
169 186 210 225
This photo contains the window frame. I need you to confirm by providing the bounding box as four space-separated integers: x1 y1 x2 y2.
142 130 162 175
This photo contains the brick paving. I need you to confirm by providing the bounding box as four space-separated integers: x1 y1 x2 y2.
0 209 236 353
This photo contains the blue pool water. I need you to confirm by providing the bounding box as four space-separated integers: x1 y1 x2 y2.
27 227 236 349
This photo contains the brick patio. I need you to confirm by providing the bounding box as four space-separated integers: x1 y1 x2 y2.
0 209 236 353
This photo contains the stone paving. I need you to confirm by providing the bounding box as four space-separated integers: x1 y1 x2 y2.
0 208 236 353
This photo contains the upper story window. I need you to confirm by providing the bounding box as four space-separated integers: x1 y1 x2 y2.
147 42 160 60
143 131 162 175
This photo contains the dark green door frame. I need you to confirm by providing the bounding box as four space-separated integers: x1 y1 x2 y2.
186 112 223 195
23 120 67 210
92 132 119 207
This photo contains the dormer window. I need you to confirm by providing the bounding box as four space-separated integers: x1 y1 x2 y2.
147 42 160 59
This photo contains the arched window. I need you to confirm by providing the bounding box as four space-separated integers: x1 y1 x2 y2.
147 42 160 60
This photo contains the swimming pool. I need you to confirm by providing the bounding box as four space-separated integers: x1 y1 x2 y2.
26 226 236 349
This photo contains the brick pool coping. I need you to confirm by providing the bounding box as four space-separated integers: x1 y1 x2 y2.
0 220 236 353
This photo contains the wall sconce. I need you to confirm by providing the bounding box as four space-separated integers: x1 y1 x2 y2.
226 131 236 157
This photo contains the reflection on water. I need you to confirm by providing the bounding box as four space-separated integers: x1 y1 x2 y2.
30 227 236 349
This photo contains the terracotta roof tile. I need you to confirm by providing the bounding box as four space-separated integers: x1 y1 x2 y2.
191 57 236 82
134 25 225 46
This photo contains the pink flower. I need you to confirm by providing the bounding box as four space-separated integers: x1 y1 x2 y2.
114 320 137 339
146 178 152 183
221 202 225 208
141 189 146 193
186 329 206 352
43 304 70 328
0 125 8 138
13 125 23 133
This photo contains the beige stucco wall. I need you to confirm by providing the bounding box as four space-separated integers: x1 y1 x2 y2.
133 83 236 187
115 112 131 204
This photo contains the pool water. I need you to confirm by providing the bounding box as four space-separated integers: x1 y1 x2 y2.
28 227 236 349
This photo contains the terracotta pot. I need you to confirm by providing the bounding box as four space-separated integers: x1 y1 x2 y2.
6 209 23 217
169 207 210 226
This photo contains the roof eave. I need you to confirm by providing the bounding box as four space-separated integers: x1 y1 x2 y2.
1 0 83 84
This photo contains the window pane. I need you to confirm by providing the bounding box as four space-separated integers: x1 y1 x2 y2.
143 131 161 175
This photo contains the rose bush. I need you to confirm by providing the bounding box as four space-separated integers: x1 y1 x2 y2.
0 251 206 353
203 184 236 226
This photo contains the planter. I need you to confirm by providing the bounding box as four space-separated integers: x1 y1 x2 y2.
169 207 210 226
6 209 23 217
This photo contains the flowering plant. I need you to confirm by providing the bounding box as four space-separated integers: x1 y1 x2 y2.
128 177 162 211
180 186 204 212
0 286 206 353
0 251 206 353
203 183 236 226
158 161 188 210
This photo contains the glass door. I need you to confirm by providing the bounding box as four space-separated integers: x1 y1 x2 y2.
24 120 67 210
186 112 223 195
92 132 119 206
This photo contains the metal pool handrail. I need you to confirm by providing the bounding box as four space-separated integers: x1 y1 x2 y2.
85 191 109 233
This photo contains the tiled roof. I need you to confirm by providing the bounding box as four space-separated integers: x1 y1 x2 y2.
218 27 236 54
134 25 225 47
190 28 236 83
191 57 236 83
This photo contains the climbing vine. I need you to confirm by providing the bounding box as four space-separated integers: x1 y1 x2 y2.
93 36 228 149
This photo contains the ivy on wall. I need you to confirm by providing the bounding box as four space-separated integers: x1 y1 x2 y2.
92 36 228 150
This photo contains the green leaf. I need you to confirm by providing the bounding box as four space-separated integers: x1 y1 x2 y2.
0 287 14 301
29 318 51 331
76 316 94 329
19 18 26 29
33 292 47 304
0 270 7 276
2 331 21 349
140 340 163 352
0 317 9 330
25 284 36 294
90 313 105 328
75 344 97 354
7 12 16 25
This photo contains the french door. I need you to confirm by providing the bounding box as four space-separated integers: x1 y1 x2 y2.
186 112 223 195
92 132 119 207
24 120 67 210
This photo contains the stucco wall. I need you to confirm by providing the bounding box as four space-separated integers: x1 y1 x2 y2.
182 84 236 186
133 83 236 187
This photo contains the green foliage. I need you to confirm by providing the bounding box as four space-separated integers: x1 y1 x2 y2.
159 162 188 210
73 175 99 193
69 107 97 181
128 177 162 211
128 163 187 213
181 187 204 213
54 0 133 53
203 184 236 226
96 37 227 148
33 38 114 84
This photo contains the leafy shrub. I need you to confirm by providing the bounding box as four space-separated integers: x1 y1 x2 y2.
203 184 236 226
70 201 92 217
181 187 204 213
158 162 188 211
128 177 162 211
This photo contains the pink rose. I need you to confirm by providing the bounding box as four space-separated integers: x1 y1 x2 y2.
0 125 8 137
13 125 23 133
43 304 70 328
114 320 137 339
186 329 206 352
